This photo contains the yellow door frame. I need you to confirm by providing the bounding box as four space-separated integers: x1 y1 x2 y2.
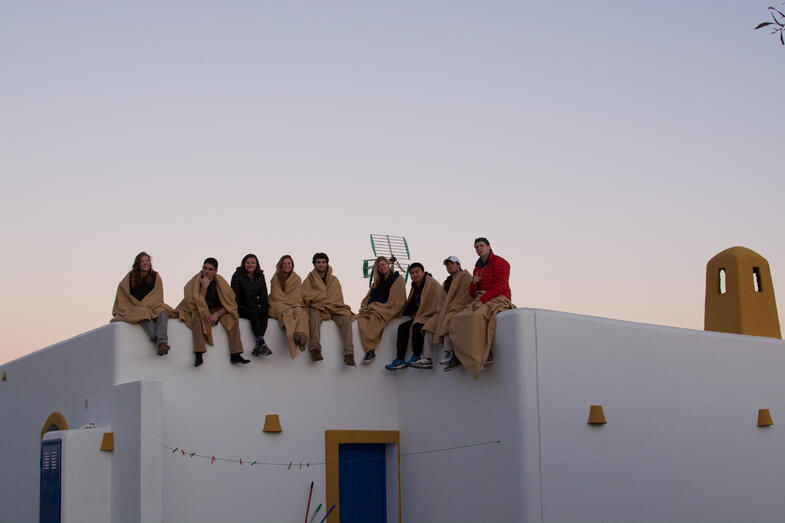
41 411 68 440
324 430 401 523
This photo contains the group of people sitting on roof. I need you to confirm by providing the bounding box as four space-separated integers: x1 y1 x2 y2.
110 237 515 377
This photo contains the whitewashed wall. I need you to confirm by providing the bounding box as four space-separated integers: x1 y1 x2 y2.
532 309 785 523
4 308 785 523
0 326 116 523
392 309 532 523
387 308 785 523
43 428 111 523
112 317 404 523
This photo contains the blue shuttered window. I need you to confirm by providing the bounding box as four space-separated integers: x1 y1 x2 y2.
40 439 62 523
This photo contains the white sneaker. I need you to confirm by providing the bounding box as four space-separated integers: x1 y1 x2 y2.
439 352 453 365
410 357 433 369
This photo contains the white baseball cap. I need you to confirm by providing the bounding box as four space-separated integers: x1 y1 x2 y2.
443 256 460 265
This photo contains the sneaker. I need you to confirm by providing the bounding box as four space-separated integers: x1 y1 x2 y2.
439 351 454 365
259 343 273 357
385 359 408 371
344 353 355 366
362 350 376 364
251 346 262 357
444 356 462 372
310 348 324 362
230 353 250 364
484 350 494 367
405 354 418 366
410 357 433 369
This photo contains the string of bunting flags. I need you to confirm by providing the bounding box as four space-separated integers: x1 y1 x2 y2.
163 439 501 469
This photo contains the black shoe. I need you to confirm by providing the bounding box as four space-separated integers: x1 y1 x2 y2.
259 343 273 356
362 350 376 364
194 353 204 367
444 356 462 372
484 350 494 367
230 353 250 364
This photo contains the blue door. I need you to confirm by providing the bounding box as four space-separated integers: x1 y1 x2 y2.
339 443 387 523
40 439 62 523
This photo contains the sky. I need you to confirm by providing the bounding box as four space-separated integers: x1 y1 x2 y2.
1 1 783 364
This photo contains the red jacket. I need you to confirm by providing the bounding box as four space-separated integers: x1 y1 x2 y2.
469 251 511 303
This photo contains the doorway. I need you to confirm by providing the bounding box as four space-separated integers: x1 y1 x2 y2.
325 430 400 523
339 443 387 522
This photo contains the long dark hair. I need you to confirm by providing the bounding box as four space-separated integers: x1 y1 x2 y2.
130 251 155 289
241 254 264 278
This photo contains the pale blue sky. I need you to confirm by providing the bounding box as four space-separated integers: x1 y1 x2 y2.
1 1 783 362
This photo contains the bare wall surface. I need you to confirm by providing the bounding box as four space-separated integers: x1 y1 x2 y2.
0 327 115 523
43 428 111 523
392 309 532 523
5 308 785 523
534 310 785 523
112 317 403 523
110 380 163 523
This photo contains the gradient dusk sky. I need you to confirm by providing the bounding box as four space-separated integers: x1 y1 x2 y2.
1 1 783 364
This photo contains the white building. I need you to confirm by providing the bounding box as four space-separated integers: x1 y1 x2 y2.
2 309 784 522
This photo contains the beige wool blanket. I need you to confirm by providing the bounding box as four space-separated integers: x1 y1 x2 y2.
176 272 238 347
357 275 406 351
422 269 472 343
449 293 515 379
407 275 446 325
302 267 353 318
269 271 308 358
404 275 445 350
111 272 177 324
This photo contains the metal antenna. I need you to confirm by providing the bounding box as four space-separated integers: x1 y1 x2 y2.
362 234 412 286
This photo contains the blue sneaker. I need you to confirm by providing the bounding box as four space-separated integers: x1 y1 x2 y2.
385 359 408 371
405 354 418 366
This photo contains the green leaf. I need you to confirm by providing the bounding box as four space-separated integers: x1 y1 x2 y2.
755 22 773 29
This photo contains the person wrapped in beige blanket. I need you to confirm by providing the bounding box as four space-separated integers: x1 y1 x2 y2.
446 238 515 378
418 255 472 367
176 257 249 367
111 252 177 356
385 263 445 370
268 255 308 359
302 252 356 365
357 256 406 364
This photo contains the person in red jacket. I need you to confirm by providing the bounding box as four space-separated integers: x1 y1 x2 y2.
445 237 515 377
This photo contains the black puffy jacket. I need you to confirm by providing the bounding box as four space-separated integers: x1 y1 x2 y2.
230 267 268 311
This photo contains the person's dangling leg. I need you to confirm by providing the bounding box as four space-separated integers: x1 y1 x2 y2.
191 314 206 367
227 321 249 365
154 311 170 355
332 313 355 366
